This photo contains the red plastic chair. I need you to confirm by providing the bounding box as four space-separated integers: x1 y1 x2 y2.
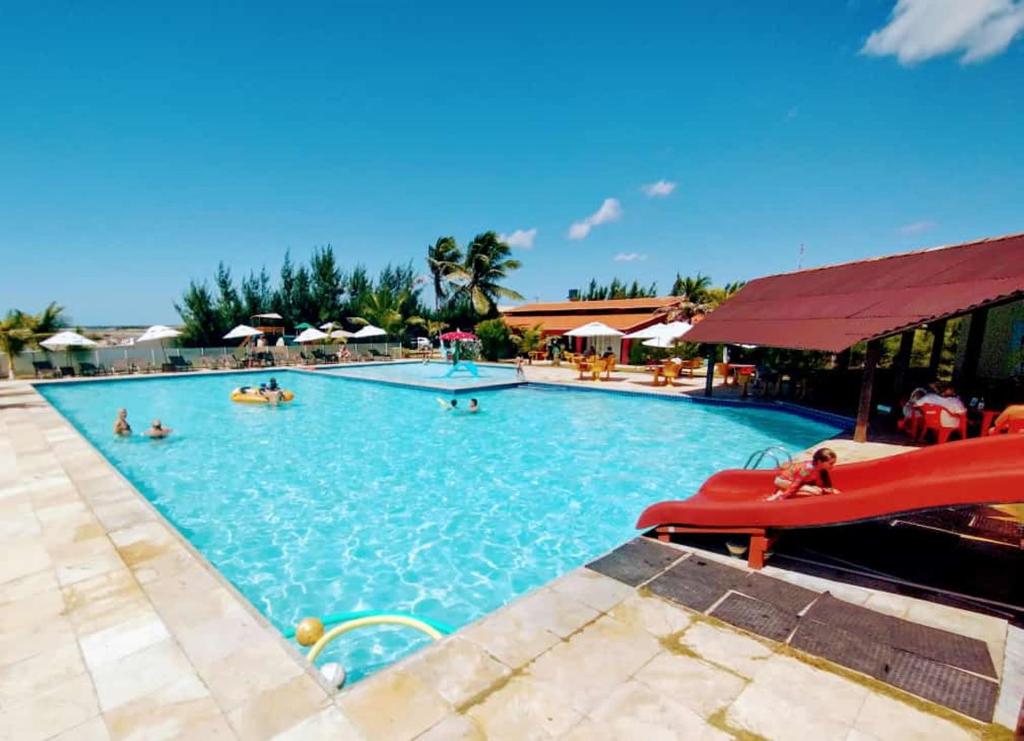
916 403 967 444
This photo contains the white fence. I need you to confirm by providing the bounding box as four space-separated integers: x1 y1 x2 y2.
1 342 399 378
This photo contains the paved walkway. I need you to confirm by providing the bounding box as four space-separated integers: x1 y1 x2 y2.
1 374 1017 739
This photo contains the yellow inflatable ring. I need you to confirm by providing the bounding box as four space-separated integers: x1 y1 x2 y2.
305 615 443 663
230 387 295 404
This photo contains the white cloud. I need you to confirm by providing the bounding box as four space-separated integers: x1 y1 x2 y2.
568 198 622 240
500 228 537 249
641 180 677 198
899 219 937 235
863 0 1024 64
614 252 647 262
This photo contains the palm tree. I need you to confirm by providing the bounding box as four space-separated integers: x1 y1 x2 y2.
670 273 713 303
510 323 545 356
454 232 525 316
426 236 463 311
704 280 747 309
352 289 424 337
0 302 67 379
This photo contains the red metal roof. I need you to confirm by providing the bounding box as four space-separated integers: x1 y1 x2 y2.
503 312 663 333
503 297 682 314
684 232 1024 353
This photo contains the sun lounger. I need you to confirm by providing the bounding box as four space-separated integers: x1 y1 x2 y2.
59 366 75 377
32 360 59 378
637 434 1024 569
77 362 109 376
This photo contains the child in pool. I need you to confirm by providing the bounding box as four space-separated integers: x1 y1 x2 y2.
767 448 839 501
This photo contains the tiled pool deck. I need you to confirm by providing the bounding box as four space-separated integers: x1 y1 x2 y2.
1 367 1019 739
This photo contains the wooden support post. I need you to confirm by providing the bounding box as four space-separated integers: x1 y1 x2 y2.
704 345 717 397
892 330 915 397
854 339 881 443
957 308 988 391
927 319 947 379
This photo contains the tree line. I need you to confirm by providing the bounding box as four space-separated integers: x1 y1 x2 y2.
175 231 524 346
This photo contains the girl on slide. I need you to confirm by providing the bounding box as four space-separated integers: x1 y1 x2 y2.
767 448 839 501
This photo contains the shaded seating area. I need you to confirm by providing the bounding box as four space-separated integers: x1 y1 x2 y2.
32 360 58 378
684 233 1024 442
161 355 195 373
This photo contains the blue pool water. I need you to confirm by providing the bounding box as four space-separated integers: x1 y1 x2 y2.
38 370 840 681
324 359 518 389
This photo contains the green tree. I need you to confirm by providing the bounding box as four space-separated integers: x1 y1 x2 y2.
291 265 316 324
214 263 244 329
175 282 222 347
353 289 424 337
456 232 524 316
475 318 511 361
240 267 273 319
426 236 463 310
670 273 712 302
704 280 746 309
272 251 296 325
310 245 344 322
509 323 544 357
0 303 67 379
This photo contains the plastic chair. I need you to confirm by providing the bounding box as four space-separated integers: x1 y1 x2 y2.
916 403 967 444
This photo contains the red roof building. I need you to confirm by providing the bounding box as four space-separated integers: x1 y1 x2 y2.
686 232 1024 440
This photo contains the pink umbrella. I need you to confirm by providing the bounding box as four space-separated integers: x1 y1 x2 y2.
440 331 477 341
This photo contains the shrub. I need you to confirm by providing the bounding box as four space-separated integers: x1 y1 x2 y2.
475 318 511 361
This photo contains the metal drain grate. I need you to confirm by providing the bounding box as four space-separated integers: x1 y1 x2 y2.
587 537 685 587
710 593 798 642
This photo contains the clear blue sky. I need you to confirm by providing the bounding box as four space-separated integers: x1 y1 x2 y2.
2 1 1022 325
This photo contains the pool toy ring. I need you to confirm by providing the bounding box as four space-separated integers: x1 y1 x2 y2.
230 387 294 404
304 614 446 663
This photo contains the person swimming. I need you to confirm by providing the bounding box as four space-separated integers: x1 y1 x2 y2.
145 419 172 439
767 448 839 501
113 408 131 437
468 398 479 413
436 398 458 411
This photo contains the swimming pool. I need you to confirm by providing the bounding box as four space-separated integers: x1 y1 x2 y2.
323 359 519 390
38 370 840 681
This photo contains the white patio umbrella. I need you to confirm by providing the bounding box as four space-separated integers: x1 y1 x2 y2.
351 325 387 339
565 321 625 339
294 327 329 343
319 321 338 331
41 330 97 367
624 324 666 339
223 324 262 341
134 325 182 362
330 329 354 339
641 321 693 349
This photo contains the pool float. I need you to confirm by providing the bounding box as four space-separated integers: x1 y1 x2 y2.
230 387 295 404
290 612 454 688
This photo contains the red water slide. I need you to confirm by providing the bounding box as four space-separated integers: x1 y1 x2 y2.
636 435 1024 569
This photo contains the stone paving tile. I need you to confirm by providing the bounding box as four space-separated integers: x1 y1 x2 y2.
0 639 86 708
608 593 693 638
78 611 171 672
852 692 974 741
0 613 79 667
679 621 774 679
563 680 731 741
0 585 66 634
271 705 364 741
62 568 154 637
89 638 201 713
416 714 484 740
227 673 331 741
0 535 52 583
102 673 232 741
49 715 112 741
464 675 582 740
0 565 59 604
197 633 308 713
527 614 662 716
405 636 511 708
0 671 100 741
548 567 634 613
633 651 748 719
727 655 870 741
337 669 452 740
460 606 562 669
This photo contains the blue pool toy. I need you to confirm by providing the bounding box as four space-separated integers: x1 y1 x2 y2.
445 360 479 377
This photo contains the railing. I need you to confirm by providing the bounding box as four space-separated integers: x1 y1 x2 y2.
1 342 401 378
743 445 792 471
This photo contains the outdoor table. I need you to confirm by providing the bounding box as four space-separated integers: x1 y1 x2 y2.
725 364 756 386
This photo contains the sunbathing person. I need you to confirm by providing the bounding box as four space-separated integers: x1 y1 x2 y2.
113 408 132 437
767 448 839 501
145 419 172 439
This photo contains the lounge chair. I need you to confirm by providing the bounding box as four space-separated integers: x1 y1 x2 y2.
166 355 194 372
59 366 75 378
32 360 59 378
78 362 108 376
